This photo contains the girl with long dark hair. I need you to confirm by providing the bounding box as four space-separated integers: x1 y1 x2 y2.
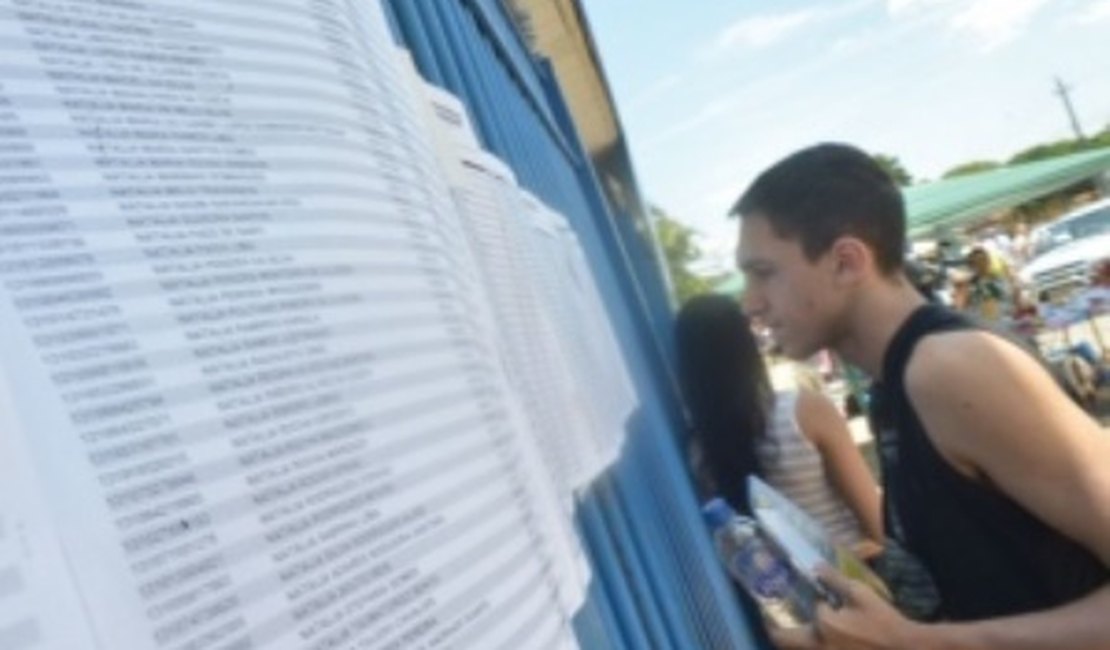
675 294 883 552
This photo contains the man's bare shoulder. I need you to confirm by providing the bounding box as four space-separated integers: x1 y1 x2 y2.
900 327 1099 479
903 329 1047 399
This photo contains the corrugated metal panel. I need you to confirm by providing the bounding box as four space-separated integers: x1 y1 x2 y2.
384 1 762 648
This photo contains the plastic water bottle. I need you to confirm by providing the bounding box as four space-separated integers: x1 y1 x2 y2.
702 498 812 628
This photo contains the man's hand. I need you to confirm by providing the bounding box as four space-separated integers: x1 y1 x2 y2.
768 623 822 650
769 567 926 650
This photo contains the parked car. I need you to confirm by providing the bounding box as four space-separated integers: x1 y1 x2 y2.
1020 198 1110 302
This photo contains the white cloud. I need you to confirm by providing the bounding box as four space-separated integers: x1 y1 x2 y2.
1073 0 1110 24
714 9 820 51
885 0 950 14
702 1 877 58
949 0 1052 51
830 33 868 56
640 96 738 149
885 0 1053 51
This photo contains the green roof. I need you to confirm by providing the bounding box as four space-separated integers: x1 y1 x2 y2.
711 147 1110 297
905 146 1110 238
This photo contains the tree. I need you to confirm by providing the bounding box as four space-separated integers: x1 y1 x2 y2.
872 153 913 187
650 205 722 305
942 160 1002 179
1008 127 1110 165
1009 138 1087 164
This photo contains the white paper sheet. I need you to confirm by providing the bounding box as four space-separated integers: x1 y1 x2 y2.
0 1 584 648
0 376 97 650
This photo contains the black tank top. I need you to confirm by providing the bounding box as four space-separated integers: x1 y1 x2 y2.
869 304 1108 621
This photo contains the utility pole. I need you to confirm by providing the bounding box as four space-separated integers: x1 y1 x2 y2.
1053 76 1086 141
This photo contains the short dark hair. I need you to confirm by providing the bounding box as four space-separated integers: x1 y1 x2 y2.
731 143 907 274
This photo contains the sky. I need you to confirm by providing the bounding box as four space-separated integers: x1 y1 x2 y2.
580 0 1110 275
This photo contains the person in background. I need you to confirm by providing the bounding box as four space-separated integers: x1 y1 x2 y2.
988 228 1015 266
675 294 883 557
733 142 1110 649
1011 221 1032 266
959 246 1020 327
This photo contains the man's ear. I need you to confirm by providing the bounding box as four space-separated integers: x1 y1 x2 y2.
828 236 872 284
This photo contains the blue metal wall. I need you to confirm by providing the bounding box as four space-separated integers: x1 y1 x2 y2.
383 1 761 648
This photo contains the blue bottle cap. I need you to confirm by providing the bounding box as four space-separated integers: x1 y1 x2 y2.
701 497 736 531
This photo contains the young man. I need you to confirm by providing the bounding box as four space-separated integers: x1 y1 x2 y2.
732 143 1110 649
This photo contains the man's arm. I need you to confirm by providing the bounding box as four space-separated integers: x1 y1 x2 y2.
906 331 1110 564
899 330 1110 649
925 589 1110 650
772 330 1110 650
773 570 1110 650
904 330 1108 649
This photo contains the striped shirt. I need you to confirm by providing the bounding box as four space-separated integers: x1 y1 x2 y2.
756 390 865 548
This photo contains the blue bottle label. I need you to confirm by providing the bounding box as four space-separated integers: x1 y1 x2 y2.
732 544 793 598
